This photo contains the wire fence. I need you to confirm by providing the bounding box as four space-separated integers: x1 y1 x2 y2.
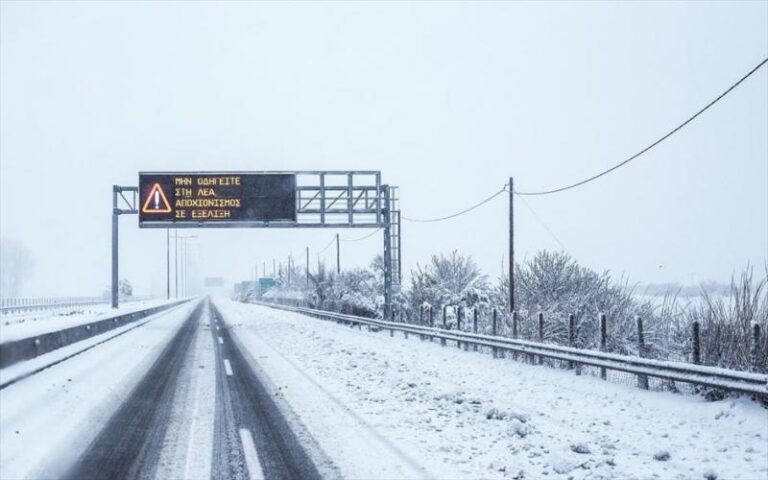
0 296 154 315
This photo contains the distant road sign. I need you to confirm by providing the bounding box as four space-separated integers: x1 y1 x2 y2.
204 277 226 287
139 172 296 227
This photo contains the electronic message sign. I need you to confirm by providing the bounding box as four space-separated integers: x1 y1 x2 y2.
139 172 296 227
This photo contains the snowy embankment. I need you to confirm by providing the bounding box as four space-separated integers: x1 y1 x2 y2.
0 298 175 344
218 299 768 480
0 301 198 479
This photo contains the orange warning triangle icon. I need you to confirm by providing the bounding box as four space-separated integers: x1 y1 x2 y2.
141 183 172 213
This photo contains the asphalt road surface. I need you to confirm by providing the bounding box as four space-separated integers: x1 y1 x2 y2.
63 298 321 480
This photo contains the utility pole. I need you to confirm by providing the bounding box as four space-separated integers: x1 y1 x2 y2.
184 241 188 296
185 241 190 296
166 229 170 300
273 259 276 277
172 235 196 298
174 230 179 299
111 187 118 308
181 237 189 297
306 247 310 285
509 176 515 313
336 233 340 274
181 239 186 297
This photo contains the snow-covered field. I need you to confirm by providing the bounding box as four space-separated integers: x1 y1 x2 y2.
218 299 768 480
0 298 176 343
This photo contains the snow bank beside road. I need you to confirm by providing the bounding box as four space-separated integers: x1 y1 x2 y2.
219 299 768 480
0 298 174 343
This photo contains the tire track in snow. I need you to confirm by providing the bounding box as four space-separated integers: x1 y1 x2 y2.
62 301 203 480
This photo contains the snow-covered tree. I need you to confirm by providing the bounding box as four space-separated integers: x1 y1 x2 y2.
0 237 34 297
118 278 133 297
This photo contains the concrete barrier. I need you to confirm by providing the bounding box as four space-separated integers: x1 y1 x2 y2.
0 300 191 369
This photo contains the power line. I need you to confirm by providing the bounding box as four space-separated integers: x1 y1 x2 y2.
516 57 768 196
317 236 336 254
341 228 382 242
401 185 508 223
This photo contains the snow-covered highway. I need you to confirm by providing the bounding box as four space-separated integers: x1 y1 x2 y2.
1 297 766 480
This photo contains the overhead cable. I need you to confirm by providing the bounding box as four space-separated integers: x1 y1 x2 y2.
515 57 768 196
401 185 508 223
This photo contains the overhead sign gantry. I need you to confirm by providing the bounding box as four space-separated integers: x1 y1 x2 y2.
113 171 400 316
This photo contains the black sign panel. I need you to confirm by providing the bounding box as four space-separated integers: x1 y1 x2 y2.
139 172 296 227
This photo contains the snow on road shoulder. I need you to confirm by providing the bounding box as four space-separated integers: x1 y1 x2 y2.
0 301 198 480
219 299 768 480
217 300 432 480
0 298 175 344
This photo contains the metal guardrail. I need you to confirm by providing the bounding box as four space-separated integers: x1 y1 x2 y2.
257 302 768 398
0 296 154 315
0 299 192 370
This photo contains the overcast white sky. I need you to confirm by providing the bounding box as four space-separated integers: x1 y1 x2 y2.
1 1 767 296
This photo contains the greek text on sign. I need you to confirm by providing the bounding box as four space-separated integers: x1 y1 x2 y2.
138 172 297 227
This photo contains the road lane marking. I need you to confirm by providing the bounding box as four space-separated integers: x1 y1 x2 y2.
218 336 223 344
183 363 203 480
224 359 233 376
238 428 265 480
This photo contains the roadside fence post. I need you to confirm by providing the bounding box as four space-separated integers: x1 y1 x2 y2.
751 323 762 373
441 305 447 346
508 311 518 360
568 314 575 370
599 313 607 380
537 312 544 365
402 308 409 339
492 309 498 358
636 316 649 389
422 306 427 341
457 306 463 349
692 321 701 365
428 306 434 342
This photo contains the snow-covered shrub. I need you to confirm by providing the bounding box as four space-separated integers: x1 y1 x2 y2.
326 267 380 317
684 266 767 372
402 251 492 328
491 251 652 354
256 246 767 379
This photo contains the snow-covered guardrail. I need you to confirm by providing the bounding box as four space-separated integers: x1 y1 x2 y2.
0 299 192 369
257 302 768 399
0 296 153 315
